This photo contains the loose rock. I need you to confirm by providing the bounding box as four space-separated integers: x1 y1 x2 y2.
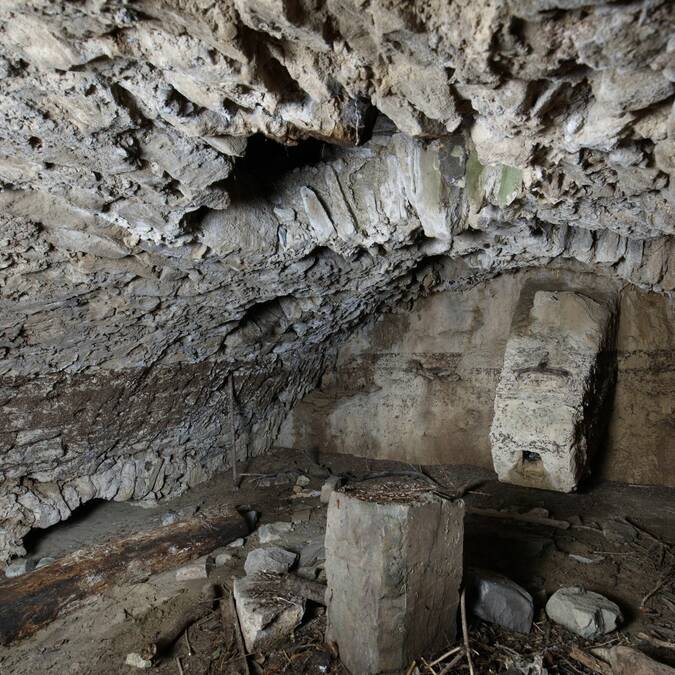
233 575 305 652
228 538 245 548
161 511 178 526
546 587 622 638
125 652 152 669
244 547 297 576
176 556 211 582
214 552 234 567
291 506 313 523
4 558 35 578
258 522 293 544
467 569 534 634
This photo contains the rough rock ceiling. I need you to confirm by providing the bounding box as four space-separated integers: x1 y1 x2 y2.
0 0 673 561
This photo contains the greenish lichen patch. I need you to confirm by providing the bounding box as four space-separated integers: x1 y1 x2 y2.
497 165 523 208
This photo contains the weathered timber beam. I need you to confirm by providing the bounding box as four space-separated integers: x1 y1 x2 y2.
0 509 248 644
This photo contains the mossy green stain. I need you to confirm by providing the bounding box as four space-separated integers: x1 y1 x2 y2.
497 165 522 208
465 142 485 212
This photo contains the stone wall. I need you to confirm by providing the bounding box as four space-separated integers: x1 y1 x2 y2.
278 267 675 487
0 344 335 561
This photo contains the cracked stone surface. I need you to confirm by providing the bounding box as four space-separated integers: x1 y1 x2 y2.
490 286 617 492
0 0 673 561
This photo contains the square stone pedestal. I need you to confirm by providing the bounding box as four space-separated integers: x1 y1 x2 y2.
325 481 464 674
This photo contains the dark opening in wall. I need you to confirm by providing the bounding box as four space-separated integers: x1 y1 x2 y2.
237 134 329 181
21 498 161 565
22 499 110 561
521 450 544 477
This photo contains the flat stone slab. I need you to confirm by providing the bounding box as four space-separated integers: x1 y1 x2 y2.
233 574 305 653
176 556 211 581
546 586 622 638
467 569 534 634
244 547 297 576
325 480 464 675
257 521 293 544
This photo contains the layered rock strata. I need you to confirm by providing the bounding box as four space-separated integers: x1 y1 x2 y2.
0 0 673 561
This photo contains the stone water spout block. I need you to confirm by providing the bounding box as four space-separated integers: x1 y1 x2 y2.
325 480 464 675
490 286 617 492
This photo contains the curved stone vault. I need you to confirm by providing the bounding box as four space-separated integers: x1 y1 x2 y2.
0 0 673 561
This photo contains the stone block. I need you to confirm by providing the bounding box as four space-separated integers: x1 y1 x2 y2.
490 288 616 492
233 574 305 653
325 481 464 675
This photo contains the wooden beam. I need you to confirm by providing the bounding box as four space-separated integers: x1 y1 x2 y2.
0 509 248 644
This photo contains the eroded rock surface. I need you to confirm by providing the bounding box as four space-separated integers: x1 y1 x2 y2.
490 286 617 492
0 0 673 561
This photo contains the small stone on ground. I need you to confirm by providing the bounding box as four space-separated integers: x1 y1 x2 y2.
214 551 234 567
125 652 152 669
176 556 211 581
161 511 178 526
228 537 245 548
258 521 293 543
467 569 534 633
546 587 622 638
4 559 35 578
244 547 297 576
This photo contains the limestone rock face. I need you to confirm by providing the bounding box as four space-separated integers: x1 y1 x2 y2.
0 0 673 561
490 287 616 492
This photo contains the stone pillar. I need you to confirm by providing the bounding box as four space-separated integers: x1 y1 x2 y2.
490 288 616 492
325 481 464 675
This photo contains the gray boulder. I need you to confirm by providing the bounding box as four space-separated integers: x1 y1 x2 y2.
244 547 297 576
546 587 622 638
467 569 534 633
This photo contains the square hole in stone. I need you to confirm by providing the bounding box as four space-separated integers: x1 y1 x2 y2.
522 450 544 476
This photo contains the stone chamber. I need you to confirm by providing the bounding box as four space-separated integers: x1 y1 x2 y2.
0 1 673 673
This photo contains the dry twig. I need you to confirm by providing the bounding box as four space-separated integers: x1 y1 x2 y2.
221 586 250 675
460 589 475 675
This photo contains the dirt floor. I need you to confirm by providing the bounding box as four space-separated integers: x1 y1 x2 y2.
0 448 674 674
